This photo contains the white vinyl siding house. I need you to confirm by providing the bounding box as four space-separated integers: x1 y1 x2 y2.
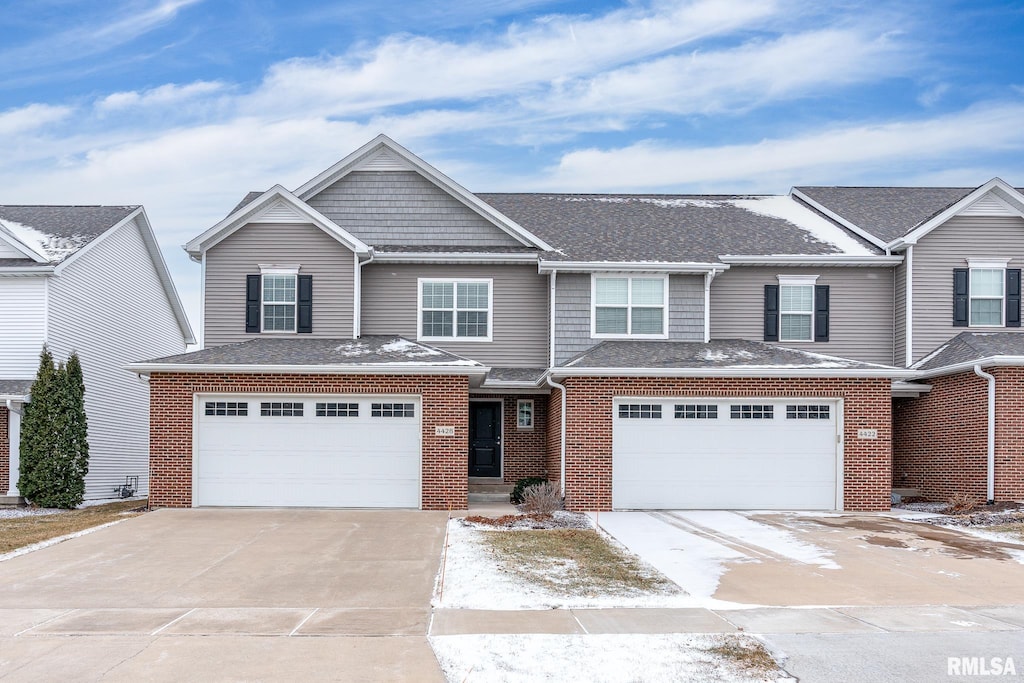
0 277 47 378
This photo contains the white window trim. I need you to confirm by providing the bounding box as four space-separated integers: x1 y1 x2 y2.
517 399 534 430
590 273 670 339
777 275 819 343
967 261 1008 328
417 277 494 343
259 265 300 334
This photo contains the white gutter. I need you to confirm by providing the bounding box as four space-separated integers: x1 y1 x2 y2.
974 365 996 503
545 375 567 496
125 363 490 378
354 251 374 337
0 267 55 275
913 356 1024 379
538 260 727 274
549 270 557 366
373 252 539 264
905 245 914 367
719 255 903 267
550 367 918 379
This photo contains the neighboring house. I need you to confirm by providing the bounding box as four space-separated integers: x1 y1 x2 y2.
130 135 1024 512
0 206 194 503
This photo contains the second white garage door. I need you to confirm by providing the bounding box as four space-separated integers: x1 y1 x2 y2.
195 395 421 508
612 398 840 510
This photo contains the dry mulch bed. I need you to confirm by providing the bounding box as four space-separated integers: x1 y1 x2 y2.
0 499 147 554
462 511 593 530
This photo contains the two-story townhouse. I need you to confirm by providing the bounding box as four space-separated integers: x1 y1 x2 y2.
0 206 194 503
798 180 1024 503
134 135 923 513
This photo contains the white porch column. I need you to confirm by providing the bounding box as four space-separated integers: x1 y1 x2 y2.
6 406 20 497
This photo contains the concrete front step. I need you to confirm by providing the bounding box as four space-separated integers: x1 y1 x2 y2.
468 492 512 503
0 495 25 508
467 477 513 495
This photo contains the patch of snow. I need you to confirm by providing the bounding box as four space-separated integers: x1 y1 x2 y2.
703 350 730 362
435 519 694 610
334 341 370 356
728 196 874 256
0 219 88 262
379 338 443 357
0 506 65 519
429 633 786 683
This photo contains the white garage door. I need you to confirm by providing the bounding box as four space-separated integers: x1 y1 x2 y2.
195 395 421 508
613 398 839 510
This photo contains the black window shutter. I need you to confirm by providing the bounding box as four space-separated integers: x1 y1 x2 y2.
763 285 779 341
245 274 261 333
1007 269 1021 328
297 274 313 334
814 285 830 342
953 268 969 327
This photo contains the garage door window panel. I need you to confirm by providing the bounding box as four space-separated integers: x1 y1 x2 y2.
316 402 359 417
372 403 416 418
675 404 717 419
205 401 248 416
593 276 667 338
730 404 774 419
787 404 830 419
260 401 304 417
618 404 662 419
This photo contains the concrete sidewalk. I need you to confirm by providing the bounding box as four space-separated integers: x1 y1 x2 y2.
429 605 1024 635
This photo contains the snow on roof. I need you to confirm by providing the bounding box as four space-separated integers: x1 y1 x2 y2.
727 195 874 256
0 218 92 262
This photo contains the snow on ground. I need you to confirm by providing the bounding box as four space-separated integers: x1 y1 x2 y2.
0 496 144 519
429 634 787 683
434 518 690 609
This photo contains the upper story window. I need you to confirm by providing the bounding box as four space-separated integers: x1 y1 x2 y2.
764 276 829 343
953 261 1021 329
418 278 492 342
592 275 668 338
246 265 312 334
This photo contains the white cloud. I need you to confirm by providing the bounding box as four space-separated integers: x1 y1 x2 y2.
97 81 226 112
542 102 1024 191
917 82 950 107
0 104 73 135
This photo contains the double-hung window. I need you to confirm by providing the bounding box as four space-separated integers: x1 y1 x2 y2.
969 267 1004 326
592 275 667 337
954 260 1021 329
261 268 298 333
419 279 492 341
779 282 815 342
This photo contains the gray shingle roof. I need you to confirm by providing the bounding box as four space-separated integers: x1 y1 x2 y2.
142 336 482 367
477 194 881 262
793 187 995 243
915 332 1024 371
230 192 264 216
0 379 33 397
484 367 547 385
562 339 889 370
0 205 137 264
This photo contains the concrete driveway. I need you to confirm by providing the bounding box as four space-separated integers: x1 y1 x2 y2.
597 510 1024 607
0 508 449 682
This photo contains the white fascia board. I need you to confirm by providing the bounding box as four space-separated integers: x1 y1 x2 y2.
0 394 29 402
184 186 371 257
895 178 1024 247
294 134 555 252
69 207 197 344
126 362 490 377
719 255 903 267
913 355 1024 380
891 380 931 397
789 188 889 250
0 223 49 262
0 267 54 275
538 260 729 274
373 252 540 265
550 366 919 379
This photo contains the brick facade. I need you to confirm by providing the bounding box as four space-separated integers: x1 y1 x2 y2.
0 406 8 494
496 394 549 484
148 372 469 510
556 376 893 512
894 368 1024 501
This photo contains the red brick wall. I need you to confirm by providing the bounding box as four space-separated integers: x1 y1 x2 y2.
0 407 8 494
545 386 563 487
559 377 892 512
499 394 549 484
894 368 1024 501
148 373 469 510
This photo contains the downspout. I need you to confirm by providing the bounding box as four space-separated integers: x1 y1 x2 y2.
703 269 719 343
973 365 996 504
6 400 22 497
354 251 374 338
905 245 914 367
546 375 567 497
549 270 557 367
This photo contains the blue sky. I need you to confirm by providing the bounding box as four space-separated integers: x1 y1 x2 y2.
2 0 1023 334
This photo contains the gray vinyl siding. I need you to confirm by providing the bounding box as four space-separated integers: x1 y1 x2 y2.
894 259 906 366
47 218 187 499
910 215 1024 362
553 273 704 365
307 171 522 248
0 276 46 377
360 264 547 366
709 266 895 365
204 222 355 346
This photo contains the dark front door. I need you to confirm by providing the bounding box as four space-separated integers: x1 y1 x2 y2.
469 401 502 477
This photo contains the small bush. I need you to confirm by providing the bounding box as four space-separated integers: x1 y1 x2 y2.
511 477 547 505
944 492 982 515
520 481 563 514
